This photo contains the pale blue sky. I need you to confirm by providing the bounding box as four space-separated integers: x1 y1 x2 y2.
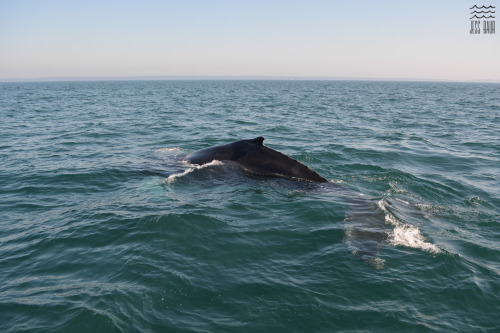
0 0 498 81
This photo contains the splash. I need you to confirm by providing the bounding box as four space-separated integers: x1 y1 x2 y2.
378 200 441 254
164 160 225 183
155 147 181 152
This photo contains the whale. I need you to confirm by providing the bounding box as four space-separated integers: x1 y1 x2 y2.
186 136 328 183
184 136 387 268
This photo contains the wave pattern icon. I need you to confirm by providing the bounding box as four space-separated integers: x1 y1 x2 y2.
470 5 495 19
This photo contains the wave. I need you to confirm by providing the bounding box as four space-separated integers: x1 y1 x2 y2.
470 15 495 19
164 160 225 183
470 11 495 14
470 5 495 10
378 199 441 255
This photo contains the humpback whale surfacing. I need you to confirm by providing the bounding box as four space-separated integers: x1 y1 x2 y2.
185 136 387 268
187 136 328 183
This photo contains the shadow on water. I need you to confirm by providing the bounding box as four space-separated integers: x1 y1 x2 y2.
341 190 388 269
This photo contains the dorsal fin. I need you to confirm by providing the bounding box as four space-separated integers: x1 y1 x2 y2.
249 136 264 146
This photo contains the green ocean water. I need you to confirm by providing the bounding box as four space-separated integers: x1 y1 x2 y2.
1 80 499 332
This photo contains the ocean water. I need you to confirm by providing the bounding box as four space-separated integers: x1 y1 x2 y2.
1 80 499 332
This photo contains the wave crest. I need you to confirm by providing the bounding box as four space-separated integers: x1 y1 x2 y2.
378 199 441 254
164 160 225 183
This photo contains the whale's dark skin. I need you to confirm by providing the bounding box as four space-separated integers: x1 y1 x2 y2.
186 137 328 183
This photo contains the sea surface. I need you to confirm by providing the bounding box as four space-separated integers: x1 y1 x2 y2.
1 80 499 332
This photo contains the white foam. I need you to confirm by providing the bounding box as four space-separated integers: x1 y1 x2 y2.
155 147 181 152
394 198 410 205
189 160 225 168
389 182 407 194
165 168 193 183
378 200 441 254
164 160 225 183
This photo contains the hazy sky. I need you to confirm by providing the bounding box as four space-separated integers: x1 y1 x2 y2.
0 0 499 81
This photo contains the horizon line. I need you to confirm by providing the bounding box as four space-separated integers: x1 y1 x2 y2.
1 75 499 84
